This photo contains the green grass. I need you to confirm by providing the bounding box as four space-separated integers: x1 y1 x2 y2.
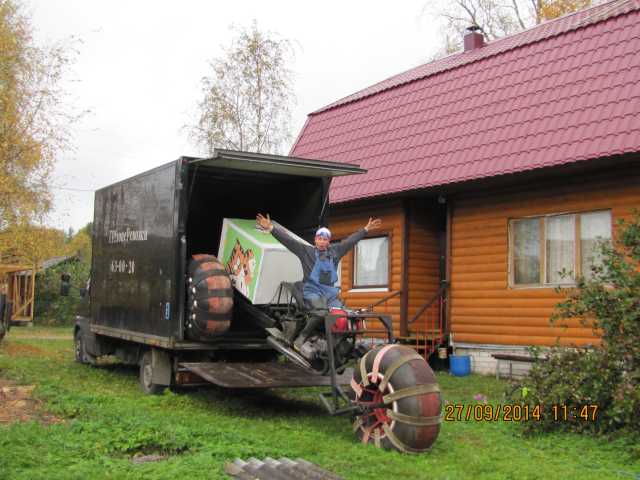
5 325 72 338
0 329 638 480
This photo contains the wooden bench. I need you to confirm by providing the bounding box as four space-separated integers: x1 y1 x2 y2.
492 354 545 379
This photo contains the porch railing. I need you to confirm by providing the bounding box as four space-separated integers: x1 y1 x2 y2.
360 290 401 312
353 290 402 344
406 282 448 360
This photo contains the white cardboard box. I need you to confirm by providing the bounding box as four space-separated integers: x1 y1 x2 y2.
217 218 305 304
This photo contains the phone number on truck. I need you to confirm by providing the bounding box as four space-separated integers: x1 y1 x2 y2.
109 259 136 274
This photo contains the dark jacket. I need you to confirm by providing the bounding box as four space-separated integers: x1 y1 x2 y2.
271 223 367 284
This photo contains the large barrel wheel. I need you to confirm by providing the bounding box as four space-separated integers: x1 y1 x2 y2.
351 344 442 453
186 254 233 341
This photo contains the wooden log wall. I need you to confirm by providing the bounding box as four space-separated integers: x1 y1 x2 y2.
450 161 640 347
406 199 442 333
328 199 405 336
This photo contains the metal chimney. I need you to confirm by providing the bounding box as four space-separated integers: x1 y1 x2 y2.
464 25 485 52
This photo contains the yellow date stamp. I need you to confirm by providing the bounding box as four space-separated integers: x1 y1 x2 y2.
443 404 599 422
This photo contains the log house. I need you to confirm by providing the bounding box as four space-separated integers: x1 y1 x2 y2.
289 0 640 373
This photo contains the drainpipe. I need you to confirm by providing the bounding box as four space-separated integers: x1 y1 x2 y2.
400 199 410 337
444 198 453 335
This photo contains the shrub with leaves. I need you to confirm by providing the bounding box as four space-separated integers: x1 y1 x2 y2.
508 213 640 435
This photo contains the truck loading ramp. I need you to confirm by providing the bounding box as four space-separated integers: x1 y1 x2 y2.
179 361 353 388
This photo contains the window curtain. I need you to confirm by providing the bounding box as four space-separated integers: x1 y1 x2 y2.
513 218 540 284
354 237 388 286
546 215 575 284
580 211 611 279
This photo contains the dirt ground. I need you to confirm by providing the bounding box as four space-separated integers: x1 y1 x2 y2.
0 377 62 425
0 335 65 425
2 342 49 357
6 330 72 340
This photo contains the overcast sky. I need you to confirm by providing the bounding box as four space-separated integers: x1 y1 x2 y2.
27 0 442 231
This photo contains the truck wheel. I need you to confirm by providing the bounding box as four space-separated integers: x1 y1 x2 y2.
351 344 442 454
139 350 166 395
74 330 95 365
185 254 233 341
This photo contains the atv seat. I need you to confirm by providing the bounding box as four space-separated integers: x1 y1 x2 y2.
279 281 340 311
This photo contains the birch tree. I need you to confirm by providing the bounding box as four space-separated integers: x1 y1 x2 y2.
189 21 296 155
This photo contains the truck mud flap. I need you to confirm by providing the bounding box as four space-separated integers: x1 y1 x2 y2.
179 361 353 389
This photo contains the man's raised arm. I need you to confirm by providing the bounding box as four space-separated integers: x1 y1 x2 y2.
333 217 382 259
256 213 308 259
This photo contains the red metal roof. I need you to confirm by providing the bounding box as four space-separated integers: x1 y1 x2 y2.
291 0 640 204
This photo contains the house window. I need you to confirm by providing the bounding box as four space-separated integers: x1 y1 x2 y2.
580 211 612 280
512 218 540 285
353 236 389 288
510 210 611 287
546 214 575 284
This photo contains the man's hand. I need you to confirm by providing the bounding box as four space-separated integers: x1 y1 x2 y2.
256 213 273 232
364 217 382 232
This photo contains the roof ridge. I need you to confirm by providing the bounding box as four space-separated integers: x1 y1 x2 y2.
575 0 635 26
311 0 638 115
465 0 631 48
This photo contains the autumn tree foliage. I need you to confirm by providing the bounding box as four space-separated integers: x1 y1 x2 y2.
0 0 78 264
425 0 595 55
66 221 92 264
189 21 296 155
538 0 594 21
0 224 67 265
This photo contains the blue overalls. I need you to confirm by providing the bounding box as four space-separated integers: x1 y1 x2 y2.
303 250 342 308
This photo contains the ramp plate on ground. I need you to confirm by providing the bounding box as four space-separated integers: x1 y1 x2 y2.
225 457 343 480
179 361 352 388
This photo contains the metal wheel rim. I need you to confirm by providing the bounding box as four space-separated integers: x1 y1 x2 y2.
354 373 398 440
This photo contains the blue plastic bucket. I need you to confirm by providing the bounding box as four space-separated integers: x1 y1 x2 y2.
450 355 471 376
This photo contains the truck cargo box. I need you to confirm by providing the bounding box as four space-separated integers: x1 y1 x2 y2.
90 150 364 348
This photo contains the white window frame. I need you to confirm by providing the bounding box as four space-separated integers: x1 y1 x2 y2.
508 209 612 289
352 234 390 289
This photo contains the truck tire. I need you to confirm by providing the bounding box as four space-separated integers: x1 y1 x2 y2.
74 330 95 365
186 254 233 341
139 350 166 395
351 344 441 454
